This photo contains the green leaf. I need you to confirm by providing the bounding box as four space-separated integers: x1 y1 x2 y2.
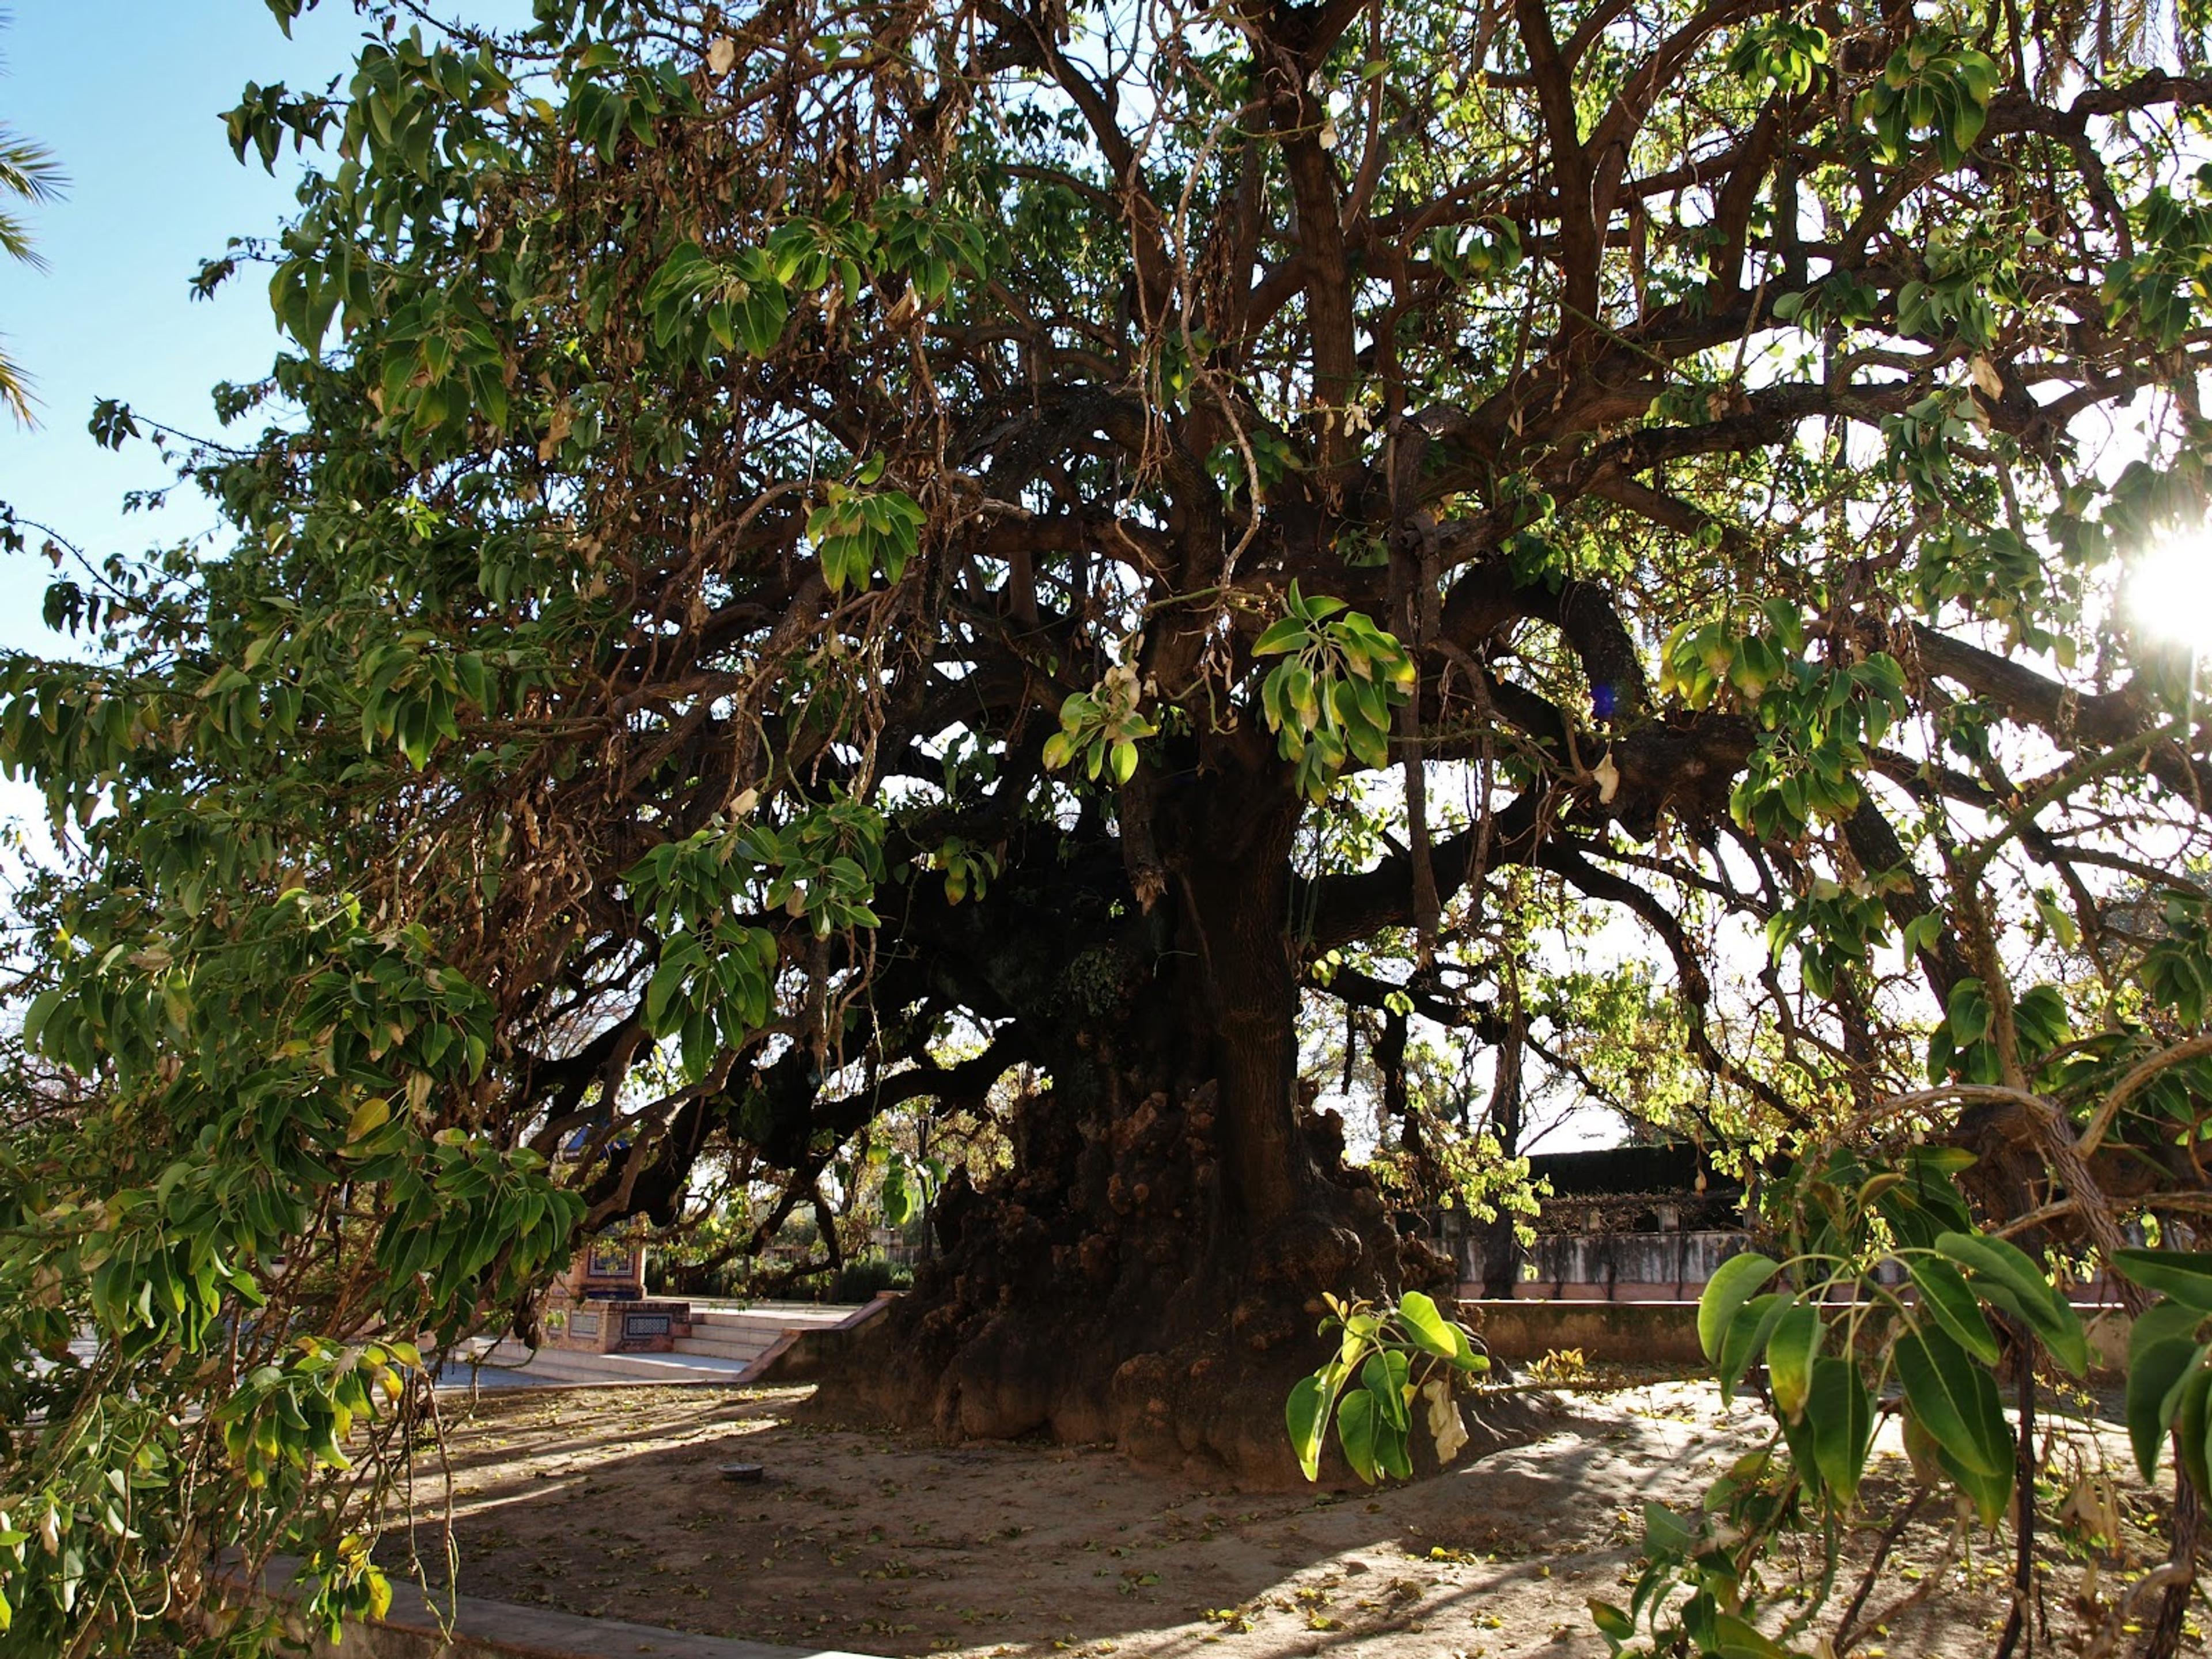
643 950 690 1034
2126 1306 2206 1483
2176 1362 2212 1495
1699 1251 1779 1365
1588 1599 1633 1642
1904 1255 2001 1366
882 1160 916 1228
1766 1301 1820 1422
1642 1501 1696 1558
1936 1232 2087 1376
346 1096 392 1143
1335 1387 1379 1484
1361 1349 1411 1432
1937 1439 2014 1529
1718 1291 1790 1399
2112 1249 2212 1312
1286 1373 1331 1482
1945 979 1991 1046
1373 1412 1412 1480
20 987 60 1050
1893 1326 2008 1478
1395 1291 1463 1361
1711 1611 1791 1659
1806 1356 1873 1506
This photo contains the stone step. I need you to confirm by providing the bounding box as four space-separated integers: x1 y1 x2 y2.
676 1319 780 1343
670 1331 779 1363
445 1339 755 1389
681 1330 785 1354
688 1302 870 1328
690 1310 792 1331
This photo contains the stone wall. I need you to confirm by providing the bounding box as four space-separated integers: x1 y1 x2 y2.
232 1553 876 1659
1505 1229 1749 1301
1462 1297 1707 1366
1464 1296 2136 1374
542 1297 694 1354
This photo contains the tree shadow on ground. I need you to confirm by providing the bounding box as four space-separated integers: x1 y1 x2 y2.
373 1380 2046 1659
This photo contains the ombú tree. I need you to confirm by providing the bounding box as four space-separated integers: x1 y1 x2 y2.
3 0 2212 1645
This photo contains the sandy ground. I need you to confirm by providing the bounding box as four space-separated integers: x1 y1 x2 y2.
377 1378 2194 1659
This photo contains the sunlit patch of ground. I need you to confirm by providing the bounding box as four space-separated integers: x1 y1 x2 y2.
374 1379 2187 1659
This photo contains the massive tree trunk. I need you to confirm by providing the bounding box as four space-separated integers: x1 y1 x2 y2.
816 759 1457 1483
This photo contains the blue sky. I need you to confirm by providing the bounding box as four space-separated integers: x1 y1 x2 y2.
2 2 351 653
0 2 529 854
0 2 527 657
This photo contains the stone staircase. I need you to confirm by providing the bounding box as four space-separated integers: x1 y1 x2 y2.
668 1301 862 1372
441 1299 883 1391
445 1336 753 1389
667 1308 788 1368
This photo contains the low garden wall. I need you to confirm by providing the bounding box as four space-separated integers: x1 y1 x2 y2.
232 1554 879 1659
1462 1297 2134 1374
1461 1298 1706 1367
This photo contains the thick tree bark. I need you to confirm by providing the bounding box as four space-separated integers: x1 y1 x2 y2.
813 763 1462 1482
1168 768 1314 1229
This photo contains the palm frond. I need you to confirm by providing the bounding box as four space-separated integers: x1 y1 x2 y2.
2036 0 2191 89
0 208 42 268
0 336 37 425
0 14 59 423
0 130 64 205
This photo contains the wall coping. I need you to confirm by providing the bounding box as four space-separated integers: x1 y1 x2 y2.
243 1555 887 1659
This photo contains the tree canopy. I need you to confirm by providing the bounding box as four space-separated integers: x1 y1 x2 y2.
3 0 2212 1649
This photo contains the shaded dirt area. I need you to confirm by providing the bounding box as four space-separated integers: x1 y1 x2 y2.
377 1379 2188 1659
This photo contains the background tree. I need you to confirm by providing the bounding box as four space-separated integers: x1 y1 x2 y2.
3 0 2212 1647
0 13 63 422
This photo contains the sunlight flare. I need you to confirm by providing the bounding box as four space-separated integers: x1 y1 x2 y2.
2128 532 2212 647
